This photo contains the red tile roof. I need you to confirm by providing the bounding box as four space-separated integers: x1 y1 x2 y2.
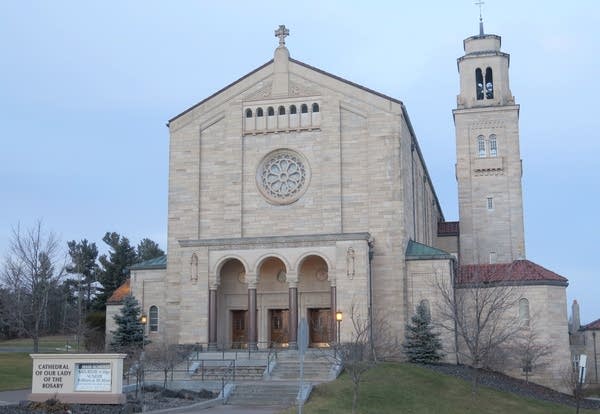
107 279 131 304
582 318 600 331
457 260 568 286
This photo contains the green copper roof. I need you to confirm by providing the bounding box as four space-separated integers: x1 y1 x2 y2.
405 240 453 260
129 255 167 270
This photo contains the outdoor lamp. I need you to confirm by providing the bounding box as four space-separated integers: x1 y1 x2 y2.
140 314 147 325
335 311 343 322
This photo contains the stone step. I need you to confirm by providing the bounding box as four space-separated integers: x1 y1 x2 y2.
227 383 299 406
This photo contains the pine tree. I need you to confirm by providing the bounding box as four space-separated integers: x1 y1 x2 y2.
403 301 444 363
110 295 145 351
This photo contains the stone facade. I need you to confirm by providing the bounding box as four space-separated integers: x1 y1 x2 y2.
107 25 573 393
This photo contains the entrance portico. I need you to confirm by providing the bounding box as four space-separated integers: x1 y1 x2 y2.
179 233 372 350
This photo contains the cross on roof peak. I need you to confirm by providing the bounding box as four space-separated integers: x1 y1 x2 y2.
274 25 290 46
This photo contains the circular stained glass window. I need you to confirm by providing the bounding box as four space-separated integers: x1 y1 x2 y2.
257 149 310 204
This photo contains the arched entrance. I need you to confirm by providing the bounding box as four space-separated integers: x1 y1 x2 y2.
215 258 248 348
256 256 289 348
297 255 332 347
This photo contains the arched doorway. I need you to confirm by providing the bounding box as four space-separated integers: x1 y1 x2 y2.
297 255 331 347
256 256 289 347
216 258 247 348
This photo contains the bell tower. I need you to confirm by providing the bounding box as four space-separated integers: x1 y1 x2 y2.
453 27 525 265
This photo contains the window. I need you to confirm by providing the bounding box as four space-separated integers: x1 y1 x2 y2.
312 103 320 113
487 197 494 210
256 108 264 117
489 134 497 157
519 298 530 327
419 299 431 320
478 135 486 157
489 252 497 264
267 106 275 116
301 104 308 114
290 105 297 115
485 67 494 99
278 105 285 115
149 305 159 332
476 68 484 100
245 109 253 118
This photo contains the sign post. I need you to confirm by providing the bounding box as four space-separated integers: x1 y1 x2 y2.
297 318 308 414
576 354 587 414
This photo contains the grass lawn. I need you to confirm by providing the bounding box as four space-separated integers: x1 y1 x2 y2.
285 363 597 414
0 335 83 352
0 353 32 391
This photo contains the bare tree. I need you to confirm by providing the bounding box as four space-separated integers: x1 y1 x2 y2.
436 275 521 395
146 342 187 389
0 221 65 352
510 320 552 383
333 303 399 414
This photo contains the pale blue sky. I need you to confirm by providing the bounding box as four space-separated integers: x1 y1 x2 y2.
0 1 598 322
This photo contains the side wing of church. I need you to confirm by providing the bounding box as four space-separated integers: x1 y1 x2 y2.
106 24 574 393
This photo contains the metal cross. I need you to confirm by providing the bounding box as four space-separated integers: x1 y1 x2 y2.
474 0 485 22
274 25 289 46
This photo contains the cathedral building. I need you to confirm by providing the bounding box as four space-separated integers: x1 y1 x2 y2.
107 24 572 391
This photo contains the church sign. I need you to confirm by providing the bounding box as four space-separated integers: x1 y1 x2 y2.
29 354 126 404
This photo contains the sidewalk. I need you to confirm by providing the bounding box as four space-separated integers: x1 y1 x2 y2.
0 389 29 405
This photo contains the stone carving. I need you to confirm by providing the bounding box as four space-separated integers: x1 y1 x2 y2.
190 253 198 283
346 247 355 279
257 149 309 204
238 271 246 284
315 267 328 281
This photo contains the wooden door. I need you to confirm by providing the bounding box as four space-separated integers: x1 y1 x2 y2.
309 308 331 346
231 310 247 348
270 309 289 346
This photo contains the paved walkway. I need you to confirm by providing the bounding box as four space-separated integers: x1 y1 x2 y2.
0 389 29 405
173 405 282 413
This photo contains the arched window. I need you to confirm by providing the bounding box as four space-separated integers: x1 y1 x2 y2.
267 106 275 116
245 108 253 118
489 134 497 157
475 68 484 100
477 135 486 157
149 305 159 332
278 105 286 115
290 105 297 115
256 108 264 117
419 299 431 320
485 67 494 99
312 103 320 113
519 298 530 327
301 104 308 114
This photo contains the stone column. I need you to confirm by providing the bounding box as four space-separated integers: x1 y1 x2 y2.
288 280 298 349
208 285 218 351
330 283 337 344
247 279 258 350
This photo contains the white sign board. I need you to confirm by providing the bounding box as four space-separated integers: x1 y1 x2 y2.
74 363 112 392
579 354 587 384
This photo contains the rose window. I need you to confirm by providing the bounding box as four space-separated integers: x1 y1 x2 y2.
257 150 309 204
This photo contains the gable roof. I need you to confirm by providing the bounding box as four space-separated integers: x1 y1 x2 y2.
406 239 453 260
129 255 167 271
107 279 130 305
457 260 568 287
582 318 600 331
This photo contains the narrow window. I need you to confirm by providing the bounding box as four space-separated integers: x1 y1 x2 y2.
476 68 484 100
489 252 497 264
487 197 494 210
489 134 497 157
312 103 320 113
290 105 297 115
519 298 530 327
267 106 275 116
278 105 285 115
245 108 253 118
256 108 264 117
419 299 431 320
301 104 308 114
478 135 486 157
485 67 494 99
149 305 159 332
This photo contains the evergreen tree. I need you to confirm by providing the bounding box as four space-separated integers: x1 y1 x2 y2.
96 232 137 309
403 301 444 363
136 238 165 263
66 239 99 311
110 295 145 351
